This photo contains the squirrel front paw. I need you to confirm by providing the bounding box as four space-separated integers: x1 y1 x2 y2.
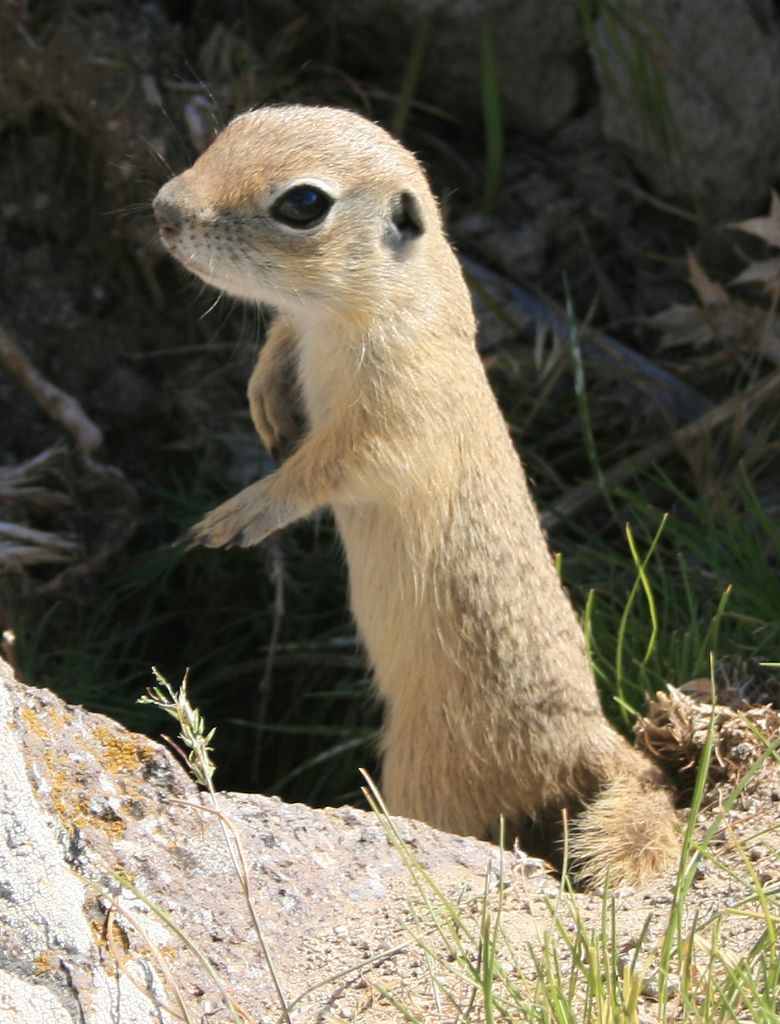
183 478 288 549
249 383 303 463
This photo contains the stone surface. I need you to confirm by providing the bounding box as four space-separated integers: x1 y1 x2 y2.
591 0 780 214
0 656 554 1021
3 653 779 1021
301 0 586 135
0 658 173 1023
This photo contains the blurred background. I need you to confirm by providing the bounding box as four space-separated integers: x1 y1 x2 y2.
1 0 778 803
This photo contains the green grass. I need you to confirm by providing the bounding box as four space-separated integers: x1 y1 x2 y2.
479 18 504 213
357 704 780 1023
357 714 780 1023
565 472 780 723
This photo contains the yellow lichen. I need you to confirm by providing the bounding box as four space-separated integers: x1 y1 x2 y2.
33 950 59 976
93 724 154 781
20 704 52 740
21 704 164 841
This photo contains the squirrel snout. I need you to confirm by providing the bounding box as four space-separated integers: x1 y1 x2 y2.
153 191 184 245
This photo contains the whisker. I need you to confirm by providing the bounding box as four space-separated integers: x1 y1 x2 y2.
137 134 176 177
199 292 223 320
180 53 225 138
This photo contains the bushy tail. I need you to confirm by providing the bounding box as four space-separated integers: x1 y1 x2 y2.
569 761 680 889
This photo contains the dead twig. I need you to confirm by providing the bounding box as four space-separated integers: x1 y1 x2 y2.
0 522 80 568
462 257 711 426
0 324 103 457
0 446 71 506
543 368 780 528
0 327 139 586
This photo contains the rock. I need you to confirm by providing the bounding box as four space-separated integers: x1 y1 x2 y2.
0 659 167 1022
2 654 779 1020
301 0 586 135
590 0 780 215
0 656 553 1021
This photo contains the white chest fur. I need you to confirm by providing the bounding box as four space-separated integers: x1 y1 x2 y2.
294 320 357 429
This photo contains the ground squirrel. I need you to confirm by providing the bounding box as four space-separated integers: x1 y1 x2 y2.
153 104 679 886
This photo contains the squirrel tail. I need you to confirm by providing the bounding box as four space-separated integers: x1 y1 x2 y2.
568 761 680 889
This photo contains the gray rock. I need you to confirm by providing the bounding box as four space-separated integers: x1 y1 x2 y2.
590 0 780 214
0 659 172 1023
0 656 552 1022
301 0 586 135
1 653 777 1021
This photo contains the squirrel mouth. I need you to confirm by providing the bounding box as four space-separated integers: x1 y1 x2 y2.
158 233 216 283
172 251 222 285
186 259 215 279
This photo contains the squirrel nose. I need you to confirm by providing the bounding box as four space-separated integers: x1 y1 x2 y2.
153 193 183 244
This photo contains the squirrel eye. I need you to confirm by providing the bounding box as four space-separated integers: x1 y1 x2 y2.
271 185 333 228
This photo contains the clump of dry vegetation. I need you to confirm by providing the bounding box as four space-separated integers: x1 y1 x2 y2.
638 672 780 795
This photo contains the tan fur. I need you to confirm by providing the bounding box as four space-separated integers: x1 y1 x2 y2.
153 104 680 886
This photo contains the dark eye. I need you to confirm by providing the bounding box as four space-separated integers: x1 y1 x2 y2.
271 185 333 228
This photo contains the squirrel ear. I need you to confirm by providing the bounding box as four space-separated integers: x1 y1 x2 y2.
388 191 425 247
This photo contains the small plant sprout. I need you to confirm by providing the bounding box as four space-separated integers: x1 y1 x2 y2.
139 666 216 788
138 668 292 1023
